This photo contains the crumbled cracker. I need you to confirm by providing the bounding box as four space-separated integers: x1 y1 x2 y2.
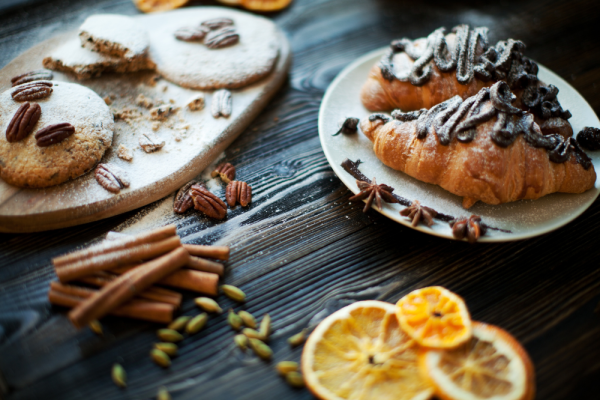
136 94 154 109
117 144 133 161
186 94 205 111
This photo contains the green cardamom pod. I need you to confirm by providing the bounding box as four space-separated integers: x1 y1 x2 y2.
157 329 184 342
259 313 271 341
111 363 127 388
242 327 264 340
228 309 243 330
249 338 272 360
287 329 307 347
154 342 178 357
157 386 171 400
151 349 171 368
194 297 222 313
186 313 208 335
276 361 299 376
285 371 305 388
89 320 103 335
238 310 256 328
234 334 248 351
168 316 191 331
221 284 246 302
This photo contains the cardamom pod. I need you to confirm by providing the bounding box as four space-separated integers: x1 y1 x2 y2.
157 328 184 342
89 320 103 335
249 338 272 360
285 371 305 388
287 329 307 347
151 349 171 368
112 363 127 388
221 284 246 302
234 334 248 351
195 297 222 313
276 361 299 376
154 342 178 357
228 309 243 330
186 313 208 335
242 328 264 340
238 310 256 328
157 386 171 400
259 314 271 341
168 316 191 331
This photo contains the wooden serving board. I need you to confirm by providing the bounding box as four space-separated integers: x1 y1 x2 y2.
0 11 290 233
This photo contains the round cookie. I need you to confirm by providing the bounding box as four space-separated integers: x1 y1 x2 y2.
144 7 280 90
0 81 113 188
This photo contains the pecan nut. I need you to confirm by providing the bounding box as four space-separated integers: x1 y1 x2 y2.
211 162 236 183
139 132 165 153
174 26 209 42
95 163 130 194
12 81 53 102
190 184 227 219
6 102 41 142
450 215 487 243
35 122 75 147
226 181 252 207
201 18 234 30
205 27 239 49
173 180 198 214
11 70 53 87
211 89 232 119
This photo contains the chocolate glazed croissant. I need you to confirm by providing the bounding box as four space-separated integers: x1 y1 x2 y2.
360 25 573 138
360 82 596 208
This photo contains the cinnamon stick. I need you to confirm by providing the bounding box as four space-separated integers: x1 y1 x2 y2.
187 256 225 277
55 236 181 283
53 225 177 267
112 264 219 295
48 290 174 324
76 274 182 307
68 247 189 329
183 244 230 261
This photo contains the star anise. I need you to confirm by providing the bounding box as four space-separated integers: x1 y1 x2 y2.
400 200 437 227
349 178 399 212
449 215 488 243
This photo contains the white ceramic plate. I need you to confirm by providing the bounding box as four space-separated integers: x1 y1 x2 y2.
319 48 600 242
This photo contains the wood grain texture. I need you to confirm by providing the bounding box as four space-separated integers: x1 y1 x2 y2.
0 0 599 399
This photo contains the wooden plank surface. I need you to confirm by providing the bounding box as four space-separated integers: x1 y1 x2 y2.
1 0 600 399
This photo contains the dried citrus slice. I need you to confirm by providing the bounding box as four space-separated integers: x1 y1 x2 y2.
419 322 535 400
301 300 434 400
240 0 293 12
133 0 189 13
216 0 242 5
396 286 472 349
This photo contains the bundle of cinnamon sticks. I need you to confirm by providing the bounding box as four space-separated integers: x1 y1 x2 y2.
48 225 230 329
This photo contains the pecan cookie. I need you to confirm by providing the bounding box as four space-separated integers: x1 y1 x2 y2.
0 81 114 188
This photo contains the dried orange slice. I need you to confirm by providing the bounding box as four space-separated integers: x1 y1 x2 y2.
240 0 293 12
301 300 434 400
396 286 472 349
133 0 189 13
419 322 535 400
216 0 242 5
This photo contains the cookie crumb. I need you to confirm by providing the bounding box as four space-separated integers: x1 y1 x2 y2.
161 84 168 92
150 104 178 121
103 96 113 105
136 94 154 109
117 144 133 161
113 106 142 122
139 132 165 153
147 74 161 87
186 94 205 111
152 122 160 131
169 99 175 104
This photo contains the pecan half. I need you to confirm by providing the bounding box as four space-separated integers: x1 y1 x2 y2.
173 180 198 214
35 122 75 147
211 162 236 183
226 181 252 207
95 163 130 194
449 215 487 243
11 70 53 87
205 27 239 49
174 26 209 42
201 18 234 30
211 89 232 118
190 184 227 219
12 81 53 102
139 132 165 153
6 102 41 142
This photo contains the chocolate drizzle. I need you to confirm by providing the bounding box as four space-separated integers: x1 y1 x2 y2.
388 82 592 169
379 25 570 120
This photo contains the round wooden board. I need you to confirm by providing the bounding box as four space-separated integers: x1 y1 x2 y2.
0 7 291 233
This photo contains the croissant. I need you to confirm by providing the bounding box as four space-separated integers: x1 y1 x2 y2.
360 82 596 208
360 25 573 138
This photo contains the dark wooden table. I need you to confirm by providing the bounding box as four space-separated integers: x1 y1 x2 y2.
1 0 599 399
